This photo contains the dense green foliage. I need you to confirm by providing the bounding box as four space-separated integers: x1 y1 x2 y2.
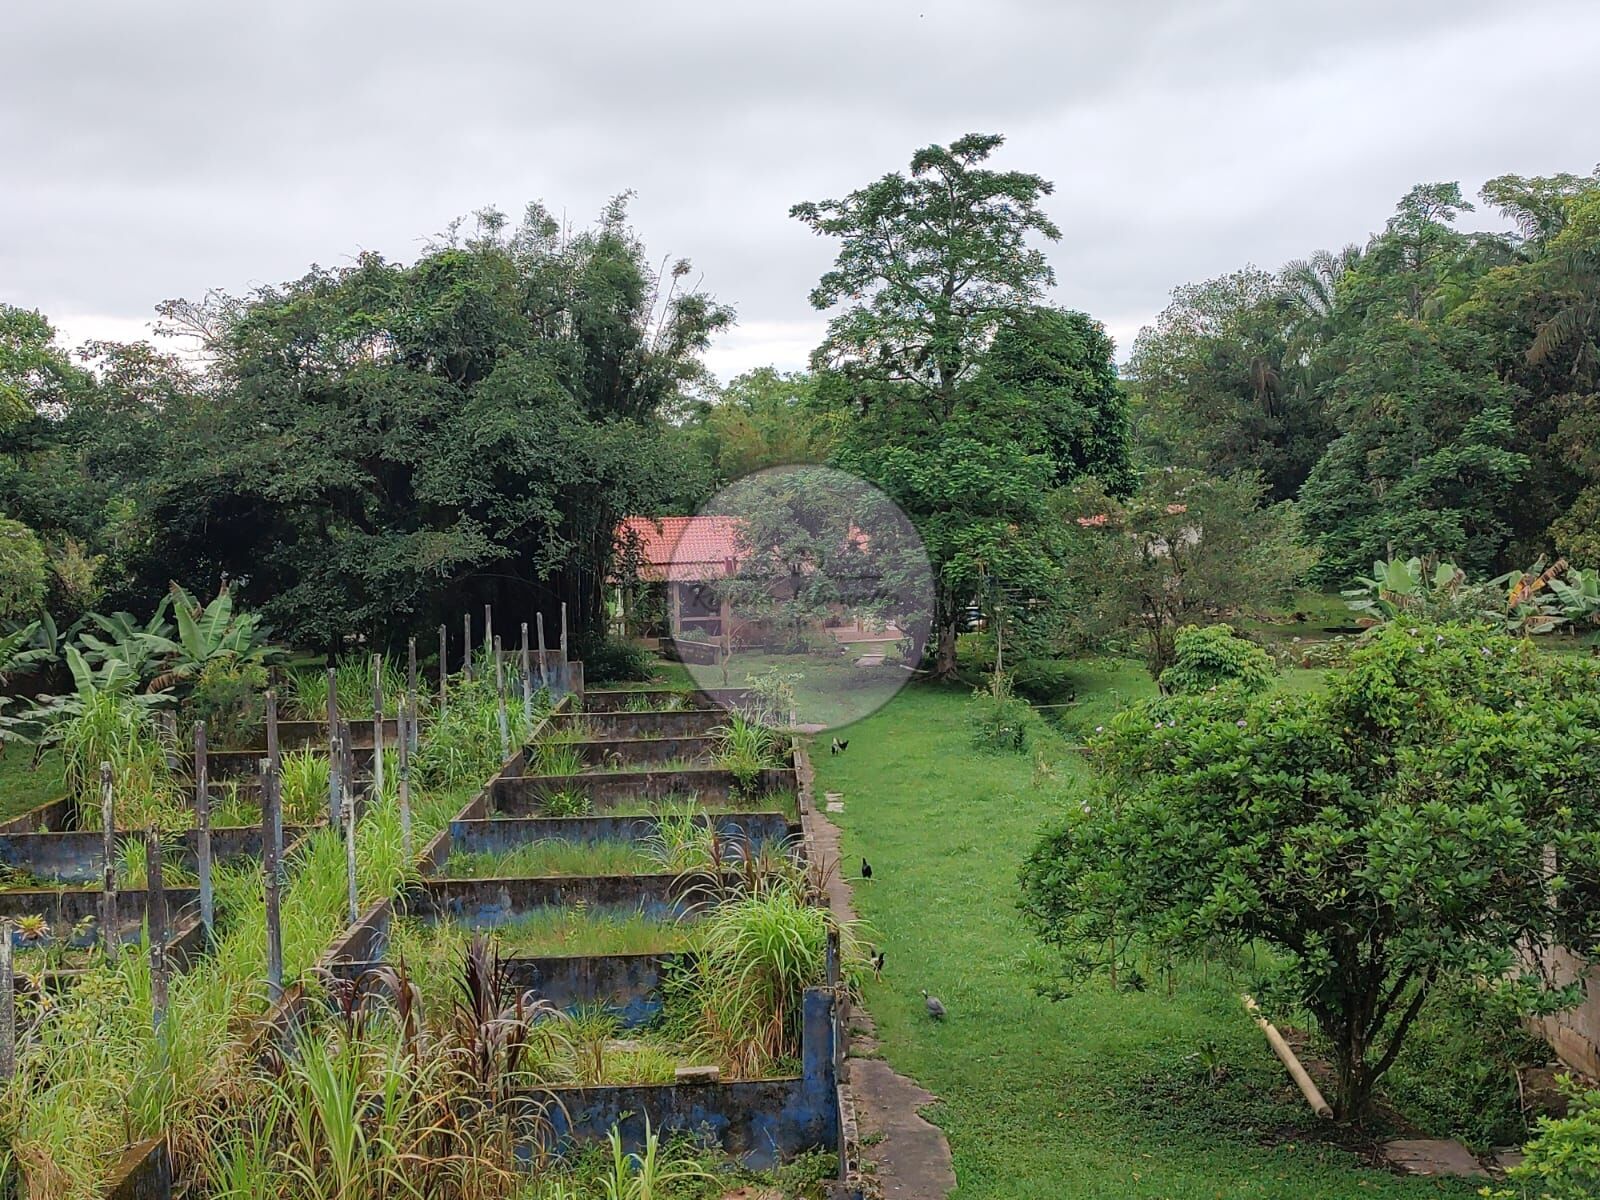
1021 623 1600 1119
0 201 728 651
1133 170 1600 582
1157 623 1274 695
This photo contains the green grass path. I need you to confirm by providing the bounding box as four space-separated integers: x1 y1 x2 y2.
814 684 1471 1200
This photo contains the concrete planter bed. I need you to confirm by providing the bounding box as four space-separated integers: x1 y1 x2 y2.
0 794 74 835
578 686 751 713
537 733 721 771
493 767 798 814
544 706 729 740
0 824 315 885
88 670 858 1198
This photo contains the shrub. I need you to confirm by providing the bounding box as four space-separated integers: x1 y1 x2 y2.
184 658 268 748
1501 1079 1600 1199
0 517 47 622
1158 624 1274 695
967 674 1035 754
576 633 654 684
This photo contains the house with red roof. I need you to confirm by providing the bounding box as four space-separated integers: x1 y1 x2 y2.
614 514 747 645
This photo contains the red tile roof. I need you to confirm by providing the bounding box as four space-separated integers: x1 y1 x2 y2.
617 515 746 582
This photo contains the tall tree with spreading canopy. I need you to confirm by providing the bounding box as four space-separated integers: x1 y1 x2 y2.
794 135 1130 675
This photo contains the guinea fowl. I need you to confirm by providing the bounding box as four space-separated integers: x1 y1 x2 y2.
830 737 850 755
871 949 886 980
860 857 873 882
921 990 946 1020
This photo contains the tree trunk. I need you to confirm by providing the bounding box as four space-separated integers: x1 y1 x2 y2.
930 585 961 679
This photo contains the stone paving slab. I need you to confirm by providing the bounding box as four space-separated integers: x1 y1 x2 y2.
1381 1139 1488 1178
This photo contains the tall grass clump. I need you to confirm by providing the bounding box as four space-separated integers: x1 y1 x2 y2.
711 713 782 795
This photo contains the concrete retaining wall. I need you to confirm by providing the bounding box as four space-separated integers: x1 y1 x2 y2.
443 813 796 858
580 687 749 713
410 871 740 926
0 795 74 835
0 825 313 884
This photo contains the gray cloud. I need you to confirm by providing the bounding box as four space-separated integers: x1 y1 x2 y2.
4 0 1598 376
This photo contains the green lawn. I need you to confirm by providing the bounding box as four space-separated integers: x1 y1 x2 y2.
0 744 65 821
814 683 1474 1199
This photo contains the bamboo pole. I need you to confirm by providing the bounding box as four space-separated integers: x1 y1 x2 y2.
194 722 213 945
145 830 168 1036
1243 994 1333 1119
100 762 117 959
262 758 283 1001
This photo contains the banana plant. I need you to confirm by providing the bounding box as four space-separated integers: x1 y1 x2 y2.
1342 556 1465 621
138 582 281 692
1491 557 1573 636
75 595 174 683
1548 567 1600 626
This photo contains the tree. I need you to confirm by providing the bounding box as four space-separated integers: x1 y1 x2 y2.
674 368 834 500
792 132 1060 417
1021 623 1600 1120
792 135 1121 676
0 515 47 621
137 201 729 650
1056 468 1312 677
1128 268 1336 499
1298 319 1526 583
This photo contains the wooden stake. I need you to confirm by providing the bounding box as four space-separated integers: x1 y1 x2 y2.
520 621 533 723
194 722 213 944
326 666 341 829
406 637 419 751
265 688 282 880
343 759 359 925
437 623 448 712
0 920 12 1082
560 600 569 668
262 757 282 1001
484 603 494 671
397 698 413 860
371 654 385 802
536 612 548 688
100 762 117 959
145 830 168 1036
494 636 510 760
463 612 473 680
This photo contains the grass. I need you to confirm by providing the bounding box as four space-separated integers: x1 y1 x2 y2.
0 745 66 821
815 681 1478 1200
397 910 695 961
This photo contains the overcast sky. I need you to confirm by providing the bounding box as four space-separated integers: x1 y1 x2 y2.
5 0 1599 381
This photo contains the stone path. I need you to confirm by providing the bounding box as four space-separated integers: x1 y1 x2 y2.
807 778 956 1199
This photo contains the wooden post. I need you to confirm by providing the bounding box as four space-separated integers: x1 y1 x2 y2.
437 623 448 712
406 637 419 751
262 758 283 1002
326 666 341 829
265 688 283 879
494 636 510 760
463 612 473 680
520 622 533 723
0 919 12 1082
194 722 213 944
484 603 494 672
397 698 413 860
560 601 570 695
145 830 168 1036
100 762 117 959
536 612 548 688
371 654 385 802
343 760 359 925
